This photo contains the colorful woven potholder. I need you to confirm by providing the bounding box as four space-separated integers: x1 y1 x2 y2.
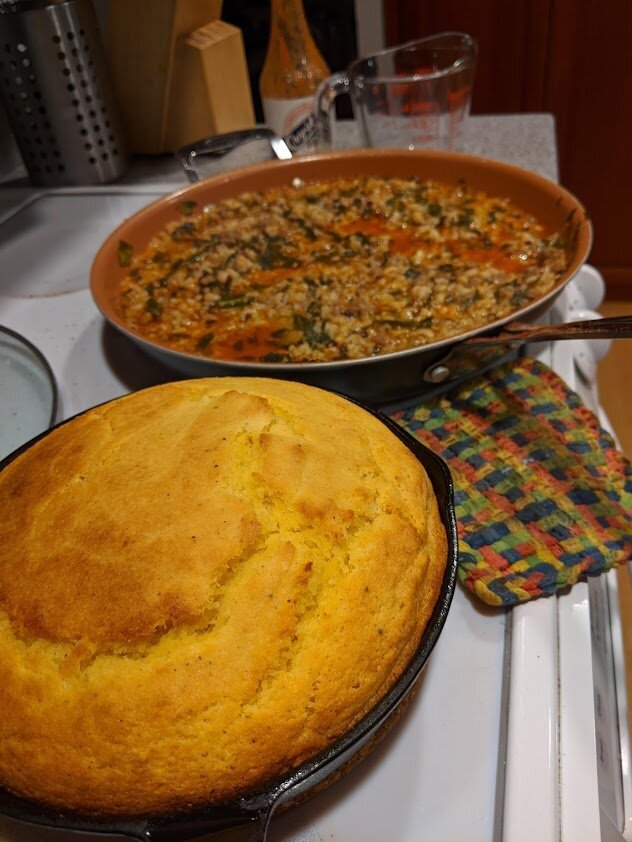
390 358 632 607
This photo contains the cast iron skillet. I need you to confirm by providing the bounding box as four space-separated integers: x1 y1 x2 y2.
0 397 458 842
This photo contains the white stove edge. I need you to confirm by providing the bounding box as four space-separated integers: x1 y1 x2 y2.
500 267 632 842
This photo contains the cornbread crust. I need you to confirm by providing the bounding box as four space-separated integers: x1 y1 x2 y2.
0 377 447 816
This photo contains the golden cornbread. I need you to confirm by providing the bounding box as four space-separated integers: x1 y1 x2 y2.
0 377 447 816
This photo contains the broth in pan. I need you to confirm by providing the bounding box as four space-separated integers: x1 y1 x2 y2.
116 176 569 362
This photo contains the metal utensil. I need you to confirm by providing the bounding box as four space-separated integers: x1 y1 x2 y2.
177 127 293 182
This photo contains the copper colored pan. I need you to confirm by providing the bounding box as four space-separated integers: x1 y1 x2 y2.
0 401 458 842
90 148 592 404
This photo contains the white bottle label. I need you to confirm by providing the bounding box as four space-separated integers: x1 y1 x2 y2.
262 95 319 154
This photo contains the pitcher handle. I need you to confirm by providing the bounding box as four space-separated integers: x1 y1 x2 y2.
315 72 350 148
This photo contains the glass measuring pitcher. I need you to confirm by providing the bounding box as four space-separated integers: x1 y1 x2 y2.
316 32 477 151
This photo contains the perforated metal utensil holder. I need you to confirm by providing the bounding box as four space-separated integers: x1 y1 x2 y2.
0 0 129 185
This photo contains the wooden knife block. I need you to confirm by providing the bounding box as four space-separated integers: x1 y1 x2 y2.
164 20 255 152
106 0 255 154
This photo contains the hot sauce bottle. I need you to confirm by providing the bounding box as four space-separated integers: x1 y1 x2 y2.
259 0 330 154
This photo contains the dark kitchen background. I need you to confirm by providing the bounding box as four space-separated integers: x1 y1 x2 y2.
222 0 357 120
226 0 631 300
384 0 632 301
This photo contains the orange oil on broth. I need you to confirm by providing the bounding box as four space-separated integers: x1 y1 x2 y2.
117 176 569 363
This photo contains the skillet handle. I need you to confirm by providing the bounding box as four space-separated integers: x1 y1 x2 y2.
176 129 293 183
141 805 272 842
422 344 517 385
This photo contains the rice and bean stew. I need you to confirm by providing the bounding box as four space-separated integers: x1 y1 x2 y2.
116 176 569 363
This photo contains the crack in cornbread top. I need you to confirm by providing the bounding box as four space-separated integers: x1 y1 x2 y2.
0 377 447 814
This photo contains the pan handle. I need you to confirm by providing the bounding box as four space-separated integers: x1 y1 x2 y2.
422 314 632 384
143 805 272 842
176 129 293 183
462 314 632 345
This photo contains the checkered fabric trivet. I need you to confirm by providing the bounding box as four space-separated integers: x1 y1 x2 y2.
390 358 632 607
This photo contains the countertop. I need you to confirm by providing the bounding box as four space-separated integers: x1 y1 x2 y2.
0 113 559 203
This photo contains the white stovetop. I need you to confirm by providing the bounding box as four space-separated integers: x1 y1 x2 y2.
0 184 628 842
